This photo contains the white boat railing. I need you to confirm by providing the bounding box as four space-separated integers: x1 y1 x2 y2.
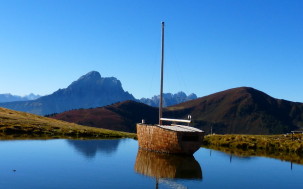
160 118 191 124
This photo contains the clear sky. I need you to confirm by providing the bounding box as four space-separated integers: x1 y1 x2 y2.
0 0 302 102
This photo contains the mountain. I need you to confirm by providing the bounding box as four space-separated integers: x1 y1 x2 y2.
165 87 303 134
25 93 41 100
0 71 195 115
0 93 40 103
51 100 158 133
140 92 197 107
52 87 303 134
0 71 135 115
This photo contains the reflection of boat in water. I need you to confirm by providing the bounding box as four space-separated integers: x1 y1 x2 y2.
137 22 204 155
134 149 202 180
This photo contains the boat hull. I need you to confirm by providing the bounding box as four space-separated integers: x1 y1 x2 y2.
137 123 204 155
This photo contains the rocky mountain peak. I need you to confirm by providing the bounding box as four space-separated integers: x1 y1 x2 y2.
0 71 135 115
140 91 198 107
78 71 101 81
67 71 102 90
69 71 102 88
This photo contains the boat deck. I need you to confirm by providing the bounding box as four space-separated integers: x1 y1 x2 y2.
158 125 203 132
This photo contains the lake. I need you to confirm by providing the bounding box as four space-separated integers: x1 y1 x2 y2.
0 138 302 188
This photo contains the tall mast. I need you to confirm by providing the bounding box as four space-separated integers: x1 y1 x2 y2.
159 22 165 125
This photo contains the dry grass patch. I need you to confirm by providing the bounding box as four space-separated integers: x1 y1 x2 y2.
202 134 303 153
202 134 303 165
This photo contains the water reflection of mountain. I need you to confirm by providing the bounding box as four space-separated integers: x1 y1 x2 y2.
135 149 202 180
67 139 121 158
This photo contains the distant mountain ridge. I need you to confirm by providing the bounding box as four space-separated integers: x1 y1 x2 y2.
0 93 40 103
0 71 135 115
0 71 196 115
140 92 197 107
51 87 303 135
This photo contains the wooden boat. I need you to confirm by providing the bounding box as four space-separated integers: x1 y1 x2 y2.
137 22 204 155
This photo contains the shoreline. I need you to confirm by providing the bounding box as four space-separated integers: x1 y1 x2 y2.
202 134 303 165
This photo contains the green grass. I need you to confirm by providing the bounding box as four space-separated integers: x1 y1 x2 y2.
0 107 136 140
202 134 303 164
202 134 303 153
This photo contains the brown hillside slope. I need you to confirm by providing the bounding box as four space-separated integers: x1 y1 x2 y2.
0 107 135 139
166 87 303 134
51 101 158 133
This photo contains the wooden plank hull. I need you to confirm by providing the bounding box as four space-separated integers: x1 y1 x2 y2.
137 123 204 155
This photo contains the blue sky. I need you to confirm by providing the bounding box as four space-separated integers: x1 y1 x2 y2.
0 0 302 102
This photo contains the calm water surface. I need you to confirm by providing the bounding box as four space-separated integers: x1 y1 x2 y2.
0 139 302 188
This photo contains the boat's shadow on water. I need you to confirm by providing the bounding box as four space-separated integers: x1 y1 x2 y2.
134 149 202 180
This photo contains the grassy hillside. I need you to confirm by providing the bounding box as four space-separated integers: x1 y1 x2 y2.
51 100 158 133
0 107 136 139
166 87 303 134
